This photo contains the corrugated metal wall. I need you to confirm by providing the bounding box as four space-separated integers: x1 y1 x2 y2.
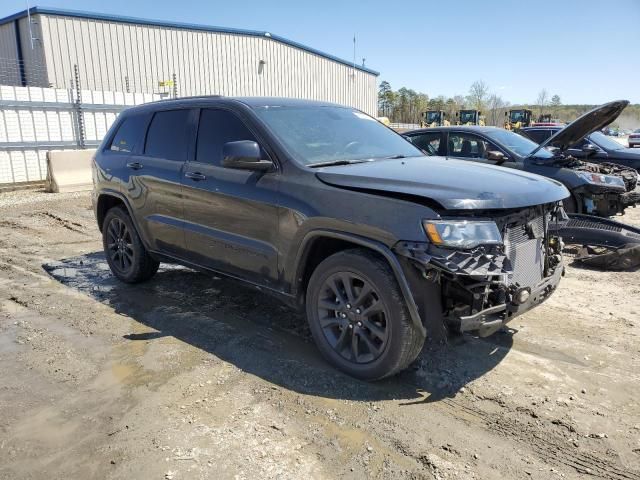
35 13 377 115
0 17 49 87
0 22 20 85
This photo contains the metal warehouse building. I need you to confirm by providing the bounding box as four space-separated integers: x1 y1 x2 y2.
0 7 378 114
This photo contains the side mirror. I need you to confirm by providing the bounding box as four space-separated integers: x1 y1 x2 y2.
581 143 598 156
487 150 507 164
221 140 273 171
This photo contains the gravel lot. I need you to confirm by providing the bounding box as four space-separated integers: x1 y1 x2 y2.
0 190 639 480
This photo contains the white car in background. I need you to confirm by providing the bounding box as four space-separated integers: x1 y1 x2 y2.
629 129 640 148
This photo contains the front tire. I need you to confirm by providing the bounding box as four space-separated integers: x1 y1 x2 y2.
103 206 159 283
305 249 425 381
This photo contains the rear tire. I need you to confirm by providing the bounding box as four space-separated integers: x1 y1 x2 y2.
305 249 425 381
103 206 159 283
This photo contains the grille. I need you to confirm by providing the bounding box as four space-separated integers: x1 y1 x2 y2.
504 215 545 289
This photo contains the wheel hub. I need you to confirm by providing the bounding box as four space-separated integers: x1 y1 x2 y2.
317 272 389 364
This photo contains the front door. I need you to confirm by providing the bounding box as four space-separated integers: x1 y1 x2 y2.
181 108 280 286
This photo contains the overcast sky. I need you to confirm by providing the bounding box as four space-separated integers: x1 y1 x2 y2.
2 0 639 104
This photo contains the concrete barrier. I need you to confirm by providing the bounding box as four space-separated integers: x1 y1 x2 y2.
45 149 95 193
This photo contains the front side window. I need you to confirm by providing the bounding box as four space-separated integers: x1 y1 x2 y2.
253 105 422 165
448 133 490 159
109 114 148 153
588 131 624 151
144 109 191 161
196 109 257 165
483 128 553 160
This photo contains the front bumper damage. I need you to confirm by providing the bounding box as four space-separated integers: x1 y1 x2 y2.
394 206 565 337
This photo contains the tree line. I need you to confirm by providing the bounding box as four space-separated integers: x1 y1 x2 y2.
378 80 640 128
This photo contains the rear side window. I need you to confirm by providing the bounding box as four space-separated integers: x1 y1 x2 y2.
196 109 257 165
523 129 551 144
409 132 441 155
109 114 147 153
144 109 191 161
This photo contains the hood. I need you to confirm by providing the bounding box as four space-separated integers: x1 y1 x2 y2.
528 100 629 157
315 156 569 210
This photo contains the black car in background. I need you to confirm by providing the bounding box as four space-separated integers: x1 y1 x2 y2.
404 101 638 216
92 96 568 380
521 126 640 170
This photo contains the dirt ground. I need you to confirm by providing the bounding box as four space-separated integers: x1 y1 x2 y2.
0 190 639 480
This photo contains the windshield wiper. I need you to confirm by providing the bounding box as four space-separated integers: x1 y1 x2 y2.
307 159 370 168
384 154 407 159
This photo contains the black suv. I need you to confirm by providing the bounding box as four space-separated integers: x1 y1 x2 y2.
93 97 568 380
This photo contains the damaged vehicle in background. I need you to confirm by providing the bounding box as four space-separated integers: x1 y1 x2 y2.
93 97 569 381
404 101 638 217
520 125 640 171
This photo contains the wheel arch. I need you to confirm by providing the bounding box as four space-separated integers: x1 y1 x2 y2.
96 192 146 243
292 230 426 337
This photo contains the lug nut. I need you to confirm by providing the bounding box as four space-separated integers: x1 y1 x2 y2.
340 313 347 318
355 308 361 314
346 303 352 309
357 321 362 327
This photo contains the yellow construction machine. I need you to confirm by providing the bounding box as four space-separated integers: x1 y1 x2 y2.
456 109 485 126
422 110 450 127
504 109 533 131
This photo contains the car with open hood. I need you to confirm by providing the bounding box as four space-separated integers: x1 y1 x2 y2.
404 101 638 217
521 124 640 171
93 97 568 380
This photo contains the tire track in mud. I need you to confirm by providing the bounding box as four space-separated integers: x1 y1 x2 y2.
430 396 640 480
35 212 88 234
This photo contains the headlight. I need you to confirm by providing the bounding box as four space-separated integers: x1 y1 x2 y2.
577 172 625 188
423 220 503 249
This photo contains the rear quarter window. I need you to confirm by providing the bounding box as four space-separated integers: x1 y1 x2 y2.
108 114 148 153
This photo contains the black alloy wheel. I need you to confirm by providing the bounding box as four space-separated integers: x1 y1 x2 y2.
306 249 425 380
316 272 389 364
317 272 389 363
106 216 134 275
102 206 159 283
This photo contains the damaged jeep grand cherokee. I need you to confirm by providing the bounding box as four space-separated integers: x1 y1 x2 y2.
93 97 568 380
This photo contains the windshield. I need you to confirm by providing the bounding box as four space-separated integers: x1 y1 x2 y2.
589 131 625 151
510 111 527 123
426 112 441 123
253 105 422 165
483 128 554 159
459 111 476 124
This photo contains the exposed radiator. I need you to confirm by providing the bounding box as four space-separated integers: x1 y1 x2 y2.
504 215 545 289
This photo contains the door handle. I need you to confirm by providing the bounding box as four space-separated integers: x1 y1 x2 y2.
126 162 143 170
185 171 206 181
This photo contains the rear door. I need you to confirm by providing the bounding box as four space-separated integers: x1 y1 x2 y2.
124 108 195 256
181 107 280 286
